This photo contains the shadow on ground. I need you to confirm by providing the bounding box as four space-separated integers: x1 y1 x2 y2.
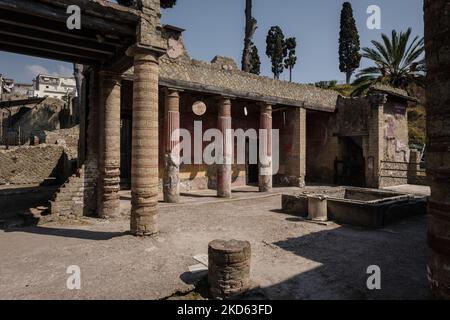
3 226 125 240
245 216 430 300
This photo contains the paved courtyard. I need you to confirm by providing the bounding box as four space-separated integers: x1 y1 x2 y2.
0 187 430 300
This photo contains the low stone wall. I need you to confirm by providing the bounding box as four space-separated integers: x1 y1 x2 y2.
0 145 71 186
44 125 79 160
50 158 98 218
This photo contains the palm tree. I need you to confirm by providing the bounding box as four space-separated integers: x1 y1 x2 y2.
351 28 425 96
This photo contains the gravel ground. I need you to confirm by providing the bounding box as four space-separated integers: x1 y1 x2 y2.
0 192 430 300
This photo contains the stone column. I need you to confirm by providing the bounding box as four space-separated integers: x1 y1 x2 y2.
366 93 387 189
208 239 251 299
217 97 232 198
97 71 121 219
287 107 306 187
259 103 273 192
163 88 180 203
130 49 160 236
425 0 450 300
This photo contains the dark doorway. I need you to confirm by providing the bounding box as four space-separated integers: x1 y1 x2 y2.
120 117 132 190
334 137 365 187
246 137 259 185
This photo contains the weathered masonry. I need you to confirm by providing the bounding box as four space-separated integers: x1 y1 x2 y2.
0 0 168 235
0 0 418 237
307 85 418 189
121 28 339 196
424 0 450 300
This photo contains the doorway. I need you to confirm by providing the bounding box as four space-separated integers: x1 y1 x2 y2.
246 137 259 185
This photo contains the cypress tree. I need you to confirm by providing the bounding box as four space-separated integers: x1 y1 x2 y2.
284 37 297 82
339 2 361 84
266 26 285 80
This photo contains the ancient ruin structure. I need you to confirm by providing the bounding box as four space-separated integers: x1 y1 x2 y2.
424 0 450 300
0 0 419 238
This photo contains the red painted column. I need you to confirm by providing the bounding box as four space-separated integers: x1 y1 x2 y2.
163 88 180 203
259 103 273 192
217 97 232 198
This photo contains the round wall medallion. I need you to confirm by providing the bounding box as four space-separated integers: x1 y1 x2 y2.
192 101 207 116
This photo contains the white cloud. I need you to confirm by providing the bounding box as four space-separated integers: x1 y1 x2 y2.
26 64 50 77
56 64 74 77
25 63 74 79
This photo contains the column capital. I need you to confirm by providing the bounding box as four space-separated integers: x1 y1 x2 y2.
217 97 232 117
126 43 164 61
164 87 183 96
259 103 272 115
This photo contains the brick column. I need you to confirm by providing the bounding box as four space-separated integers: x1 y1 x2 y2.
259 103 273 192
287 107 306 187
163 88 180 203
366 93 387 189
217 97 232 198
425 0 450 300
130 49 160 236
97 71 121 219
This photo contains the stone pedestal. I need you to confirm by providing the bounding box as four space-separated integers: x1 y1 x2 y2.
97 71 121 219
130 50 160 236
259 104 273 192
217 98 232 198
163 88 180 203
208 239 251 300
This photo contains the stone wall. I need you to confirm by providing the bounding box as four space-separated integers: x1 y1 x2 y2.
306 110 339 183
379 99 411 188
44 125 80 160
274 107 306 187
424 0 450 299
0 145 71 185
50 159 98 218
407 149 428 186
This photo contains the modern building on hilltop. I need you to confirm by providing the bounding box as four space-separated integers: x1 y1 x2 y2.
32 74 77 100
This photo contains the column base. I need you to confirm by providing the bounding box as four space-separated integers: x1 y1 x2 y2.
130 193 158 236
259 175 272 192
163 154 180 203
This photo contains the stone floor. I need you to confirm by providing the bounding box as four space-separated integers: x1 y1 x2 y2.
0 185 430 300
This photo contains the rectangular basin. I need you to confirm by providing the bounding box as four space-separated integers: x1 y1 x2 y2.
281 187 427 228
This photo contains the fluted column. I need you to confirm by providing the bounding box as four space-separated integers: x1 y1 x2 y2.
259 103 273 192
163 88 180 203
130 49 160 236
425 0 450 300
217 97 232 198
97 71 121 219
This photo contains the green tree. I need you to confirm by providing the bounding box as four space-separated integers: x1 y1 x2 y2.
284 37 297 82
249 42 261 75
266 26 285 80
352 28 425 96
117 0 177 9
242 0 258 72
339 2 361 84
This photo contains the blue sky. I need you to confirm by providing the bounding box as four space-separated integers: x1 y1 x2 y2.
0 0 423 84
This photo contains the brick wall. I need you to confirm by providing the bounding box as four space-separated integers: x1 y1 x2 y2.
50 159 98 218
0 145 70 185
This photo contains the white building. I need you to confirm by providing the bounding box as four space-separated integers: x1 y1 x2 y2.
32 74 77 100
